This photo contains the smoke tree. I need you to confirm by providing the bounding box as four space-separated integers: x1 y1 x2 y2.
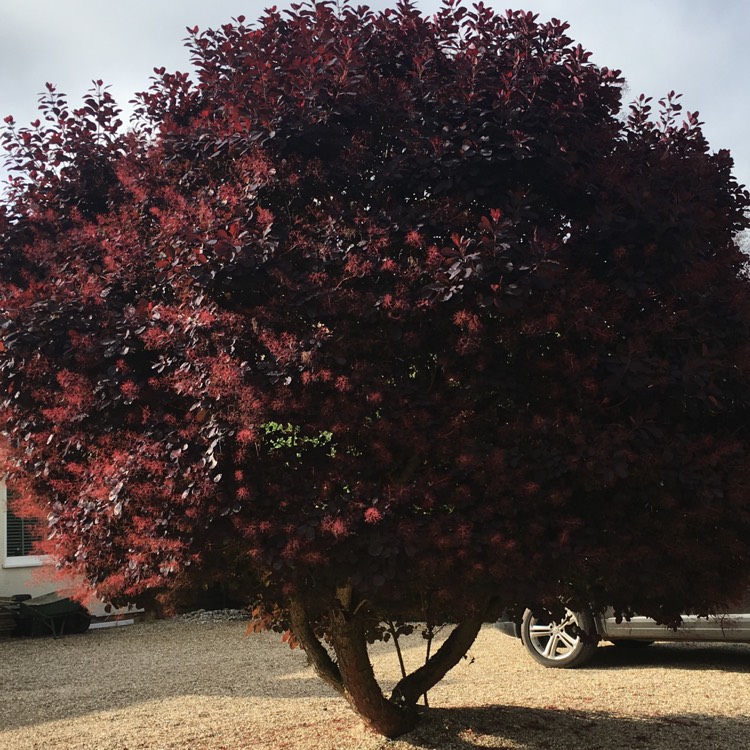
2 0 750 736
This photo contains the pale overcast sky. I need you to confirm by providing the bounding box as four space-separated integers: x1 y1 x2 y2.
1 0 749 192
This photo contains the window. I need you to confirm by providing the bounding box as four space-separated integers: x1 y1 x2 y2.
6 500 41 557
3 486 45 567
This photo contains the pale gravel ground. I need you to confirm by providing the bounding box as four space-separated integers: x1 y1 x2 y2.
1 616 750 750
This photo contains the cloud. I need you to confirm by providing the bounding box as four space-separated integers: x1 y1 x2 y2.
1 0 748 190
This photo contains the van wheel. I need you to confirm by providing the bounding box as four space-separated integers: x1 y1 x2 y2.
520 607 598 668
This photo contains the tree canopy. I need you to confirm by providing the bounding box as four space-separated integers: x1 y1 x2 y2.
2 0 750 736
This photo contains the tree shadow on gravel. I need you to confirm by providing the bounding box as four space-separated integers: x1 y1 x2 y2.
404 705 750 750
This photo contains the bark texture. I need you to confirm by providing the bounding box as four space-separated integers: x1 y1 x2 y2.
329 600 418 737
289 598 344 696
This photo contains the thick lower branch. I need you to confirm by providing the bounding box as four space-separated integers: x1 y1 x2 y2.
390 606 489 707
289 597 344 696
329 594 418 738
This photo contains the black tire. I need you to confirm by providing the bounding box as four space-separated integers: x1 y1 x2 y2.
64 612 92 635
520 607 599 668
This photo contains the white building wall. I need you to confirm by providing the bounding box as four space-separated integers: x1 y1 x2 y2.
1 478 140 617
0 477 68 598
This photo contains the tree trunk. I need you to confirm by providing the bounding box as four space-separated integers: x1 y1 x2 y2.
329 595 419 737
288 589 491 739
289 589 418 737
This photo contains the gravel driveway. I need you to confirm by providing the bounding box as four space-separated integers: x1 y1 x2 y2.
2 615 750 749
